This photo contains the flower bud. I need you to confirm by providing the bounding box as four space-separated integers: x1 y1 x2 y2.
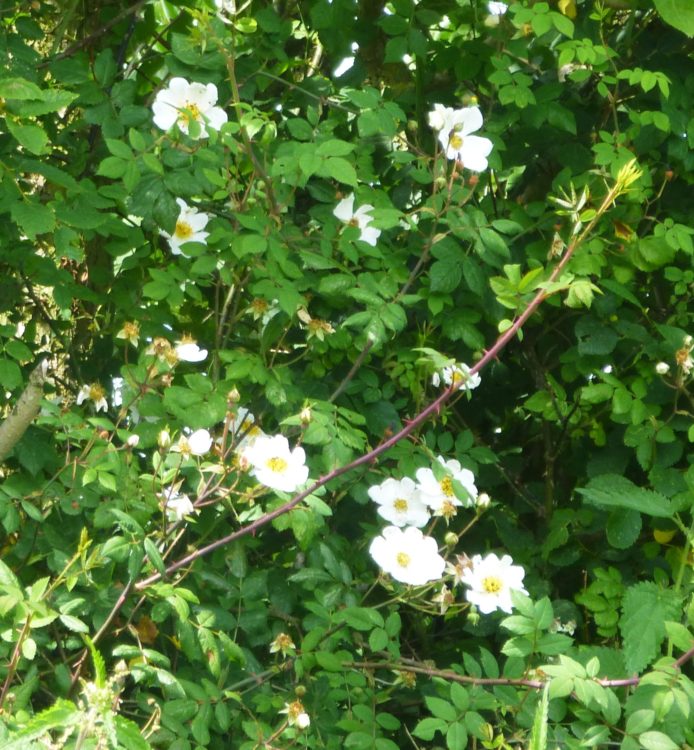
126 434 140 448
158 430 171 449
444 531 458 547
655 362 670 375
227 387 240 404
476 492 490 509
300 406 312 425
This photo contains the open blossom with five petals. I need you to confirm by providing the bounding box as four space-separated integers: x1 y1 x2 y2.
152 77 228 139
171 429 212 458
160 486 196 522
162 199 210 256
369 526 445 586
175 335 208 362
461 552 527 614
429 105 493 172
76 383 108 413
368 477 430 528
333 193 381 247
242 434 309 492
416 456 478 518
432 363 481 392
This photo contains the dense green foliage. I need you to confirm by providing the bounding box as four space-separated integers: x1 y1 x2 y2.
1 0 694 748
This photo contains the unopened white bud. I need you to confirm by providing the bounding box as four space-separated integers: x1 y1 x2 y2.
126 434 140 448
655 362 670 375
476 492 491 509
158 430 171 449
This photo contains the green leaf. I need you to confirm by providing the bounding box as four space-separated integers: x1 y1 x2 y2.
0 359 23 390
144 537 167 577
424 696 457 722
11 201 56 239
115 715 153 750
316 139 355 157
0 77 43 99
625 709 655 734
4 699 81 749
577 475 673 518
654 0 694 37
337 606 384 631
606 508 642 549
528 683 549 750
638 731 680 750
446 721 468 749
412 717 447 740
6 119 49 155
620 582 682 673
324 157 358 186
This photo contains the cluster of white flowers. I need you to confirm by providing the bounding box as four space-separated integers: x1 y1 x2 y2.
428 104 493 172
431 363 481 392
367 457 527 613
368 455 481 531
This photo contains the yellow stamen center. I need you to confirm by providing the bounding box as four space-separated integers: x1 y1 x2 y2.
348 217 359 228
179 102 201 126
396 552 411 568
89 384 105 401
267 457 288 473
439 476 454 497
482 576 502 594
449 133 463 150
393 498 408 512
175 220 194 240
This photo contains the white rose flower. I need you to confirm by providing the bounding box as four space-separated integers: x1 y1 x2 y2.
416 456 478 518
431 363 481 392
434 106 493 172
175 335 208 362
172 429 213 457
160 486 196 522
162 199 210 256
369 526 445 586
367 477 430 528
242 434 309 492
152 77 228 139
461 552 527 614
76 383 108 413
333 193 381 247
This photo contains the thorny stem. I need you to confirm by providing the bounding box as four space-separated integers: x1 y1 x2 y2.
346 651 694 691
